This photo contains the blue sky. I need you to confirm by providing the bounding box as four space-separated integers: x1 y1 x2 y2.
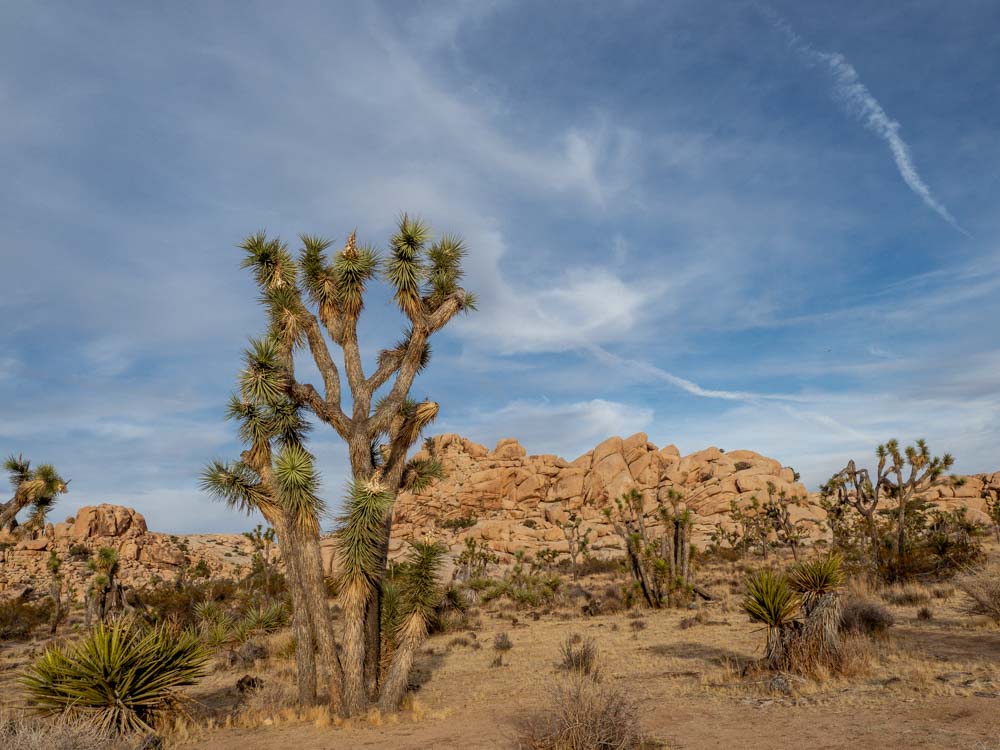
2 1 998 533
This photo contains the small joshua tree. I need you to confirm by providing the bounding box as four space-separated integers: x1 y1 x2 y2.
606 488 694 608
824 439 954 581
1 455 69 533
762 483 808 562
561 510 592 579
47 550 65 634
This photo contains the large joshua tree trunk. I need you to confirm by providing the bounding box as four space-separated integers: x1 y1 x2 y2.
273 516 317 706
297 524 345 713
378 615 423 712
340 581 370 716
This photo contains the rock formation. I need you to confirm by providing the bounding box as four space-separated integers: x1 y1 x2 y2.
0 504 256 600
391 433 819 558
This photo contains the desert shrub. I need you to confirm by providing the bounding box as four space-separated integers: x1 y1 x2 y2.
68 543 90 561
514 677 643 750
958 574 1000 623
491 631 513 667
0 598 51 641
571 556 624 578
20 620 209 734
0 714 139 750
839 598 894 636
478 553 562 609
917 606 934 621
438 514 478 533
559 635 598 677
883 583 931 607
734 461 753 472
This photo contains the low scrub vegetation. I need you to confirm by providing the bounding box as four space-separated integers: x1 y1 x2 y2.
958 573 1000 623
515 677 644 750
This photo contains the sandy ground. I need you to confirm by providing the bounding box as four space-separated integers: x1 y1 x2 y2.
4 567 1000 749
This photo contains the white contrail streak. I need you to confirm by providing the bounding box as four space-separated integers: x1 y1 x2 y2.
762 7 969 236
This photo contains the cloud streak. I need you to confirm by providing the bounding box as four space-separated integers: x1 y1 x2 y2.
762 7 969 235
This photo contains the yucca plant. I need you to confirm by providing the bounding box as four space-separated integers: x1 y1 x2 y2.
234 218 474 706
20 620 209 734
789 555 844 665
200 617 236 650
742 569 800 669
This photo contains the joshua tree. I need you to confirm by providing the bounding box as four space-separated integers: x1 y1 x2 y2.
232 216 474 702
825 439 954 580
87 547 125 623
560 509 592 579
47 550 64 634
201 379 339 709
1 455 69 533
762 483 807 562
605 488 694 608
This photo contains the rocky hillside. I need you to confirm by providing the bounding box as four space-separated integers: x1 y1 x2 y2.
3 437 996 598
392 434 1000 559
0 504 256 599
392 433 819 557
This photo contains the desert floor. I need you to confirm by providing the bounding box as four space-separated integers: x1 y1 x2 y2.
3 565 1000 749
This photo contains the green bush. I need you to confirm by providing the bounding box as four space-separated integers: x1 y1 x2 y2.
20 620 209 734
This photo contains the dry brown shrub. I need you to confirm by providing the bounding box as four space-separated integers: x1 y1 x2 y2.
558 635 599 677
0 713 140 750
958 574 1000 623
883 583 931 607
514 677 644 750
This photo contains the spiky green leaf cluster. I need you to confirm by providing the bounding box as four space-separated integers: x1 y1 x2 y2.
335 480 395 589
275 443 325 519
239 337 286 405
427 234 466 307
240 233 297 292
742 569 800 627
333 235 380 319
395 541 446 626
199 461 269 516
386 213 430 316
20 620 209 734
788 555 844 601
404 457 444 493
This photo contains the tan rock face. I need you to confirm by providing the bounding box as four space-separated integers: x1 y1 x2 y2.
1 504 257 602
393 433 817 558
394 434 1000 561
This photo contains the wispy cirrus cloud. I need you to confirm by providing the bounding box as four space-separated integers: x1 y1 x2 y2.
761 5 969 235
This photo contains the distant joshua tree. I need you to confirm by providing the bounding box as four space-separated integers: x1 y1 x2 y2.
824 439 954 580
203 215 474 716
0 455 69 533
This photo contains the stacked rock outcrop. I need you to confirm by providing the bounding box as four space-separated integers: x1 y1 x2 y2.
391 433 819 557
0 504 255 600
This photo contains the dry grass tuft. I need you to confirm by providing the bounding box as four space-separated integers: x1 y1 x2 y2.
514 676 645 750
0 713 141 750
558 635 599 677
883 583 931 607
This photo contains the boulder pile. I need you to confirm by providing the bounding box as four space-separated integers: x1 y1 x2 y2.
391 433 820 558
